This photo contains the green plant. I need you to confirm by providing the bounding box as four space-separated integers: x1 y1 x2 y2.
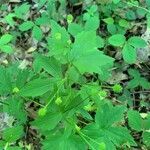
0 0 150 150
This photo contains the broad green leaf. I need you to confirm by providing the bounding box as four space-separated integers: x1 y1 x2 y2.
127 69 150 89
108 34 126 46
19 78 54 97
84 16 100 31
143 131 150 147
107 24 117 35
14 3 30 19
5 13 16 26
68 23 83 36
33 54 62 78
128 69 141 78
128 36 147 48
3 125 24 142
42 133 86 150
0 34 13 45
1 45 13 53
140 78 150 89
128 110 142 131
32 25 43 41
127 79 139 89
31 112 62 131
122 44 136 64
3 98 27 124
35 15 50 25
83 124 136 149
16 69 30 89
70 31 114 74
0 67 12 95
95 104 126 128
126 10 136 20
19 21 34 31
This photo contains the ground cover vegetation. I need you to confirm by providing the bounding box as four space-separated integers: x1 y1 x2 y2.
0 0 150 149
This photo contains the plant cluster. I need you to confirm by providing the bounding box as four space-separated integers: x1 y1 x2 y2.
0 0 150 150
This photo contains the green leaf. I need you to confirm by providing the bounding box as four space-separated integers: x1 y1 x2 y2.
5 13 16 26
31 112 62 131
119 19 130 28
127 110 142 131
19 21 34 31
142 131 150 147
122 44 136 64
1 45 13 53
108 34 126 46
95 104 126 128
3 98 27 124
0 34 13 45
103 17 114 25
14 3 30 19
0 67 12 95
19 78 54 97
96 36 105 48
32 25 43 41
3 125 24 142
33 54 62 78
140 78 150 89
70 31 114 74
47 20 70 56
84 16 100 31
42 133 86 150
127 79 139 89
126 10 136 20
113 0 120 4
68 23 83 37
128 36 147 48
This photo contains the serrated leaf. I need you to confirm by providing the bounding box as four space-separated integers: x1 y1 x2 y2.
5 13 16 26
84 16 100 31
19 21 34 31
3 98 27 124
42 133 86 150
31 112 62 131
95 104 126 128
0 34 13 45
14 3 30 19
3 125 24 142
1 45 13 53
128 110 142 131
143 131 150 147
128 36 147 48
19 78 54 97
32 25 43 41
108 34 126 46
68 23 83 36
33 54 62 78
122 44 136 64
70 31 114 74
0 67 12 95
